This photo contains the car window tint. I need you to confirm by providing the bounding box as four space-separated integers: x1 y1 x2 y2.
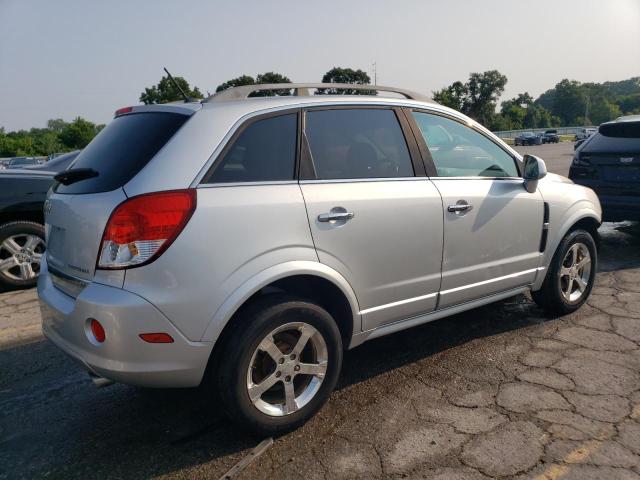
412 112 519 178
305 109 414 180
207 113 297 183
54 112 188 194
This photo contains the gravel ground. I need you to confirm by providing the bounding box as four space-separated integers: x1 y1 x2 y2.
3 142 640 479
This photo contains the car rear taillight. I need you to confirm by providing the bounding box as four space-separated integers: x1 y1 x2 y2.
572 155 591 167
97 190 196 270
114 106 133 117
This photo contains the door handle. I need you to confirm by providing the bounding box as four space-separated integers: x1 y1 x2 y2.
447 201 473 213
318 211 355 222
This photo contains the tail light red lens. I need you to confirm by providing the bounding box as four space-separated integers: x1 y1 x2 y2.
97 190 196 269
114 106 133 117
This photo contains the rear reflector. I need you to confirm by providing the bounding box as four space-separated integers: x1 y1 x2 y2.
90 319 106 343
114 106 133 117
97 189 196 270
139 333 174 343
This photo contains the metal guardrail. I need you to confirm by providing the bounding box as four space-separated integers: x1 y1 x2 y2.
494 126 597 138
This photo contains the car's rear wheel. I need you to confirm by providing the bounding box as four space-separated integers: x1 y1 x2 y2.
532 229 597 315
216 294 343 435
0 221 45 290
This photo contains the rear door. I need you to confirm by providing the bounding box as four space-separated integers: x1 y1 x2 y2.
409 110 544 309
300 107 444 331
45 110 190 288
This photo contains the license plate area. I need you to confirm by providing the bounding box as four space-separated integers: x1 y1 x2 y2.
603 166 640 183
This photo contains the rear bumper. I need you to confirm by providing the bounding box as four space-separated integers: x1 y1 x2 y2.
569 179 640 222
37 258 212 388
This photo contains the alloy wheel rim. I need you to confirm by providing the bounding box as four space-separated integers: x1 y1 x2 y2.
246 322 328 417
559 242 591 303
0 234 45 281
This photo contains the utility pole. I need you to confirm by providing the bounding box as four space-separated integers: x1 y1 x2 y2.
372 62 377 85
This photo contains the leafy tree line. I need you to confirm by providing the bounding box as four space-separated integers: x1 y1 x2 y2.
0 118 104 157
5 68 637 157
434 72 640 131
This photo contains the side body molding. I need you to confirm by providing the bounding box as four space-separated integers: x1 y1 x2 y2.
200 261 362 344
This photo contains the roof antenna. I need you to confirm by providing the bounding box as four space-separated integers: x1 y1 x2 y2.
164 67 192 103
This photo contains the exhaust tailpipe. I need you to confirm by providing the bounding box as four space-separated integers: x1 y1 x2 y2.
88 371 114 389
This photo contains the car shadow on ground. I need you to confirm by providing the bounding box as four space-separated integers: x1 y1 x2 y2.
0 294 545 479
1 223 638 479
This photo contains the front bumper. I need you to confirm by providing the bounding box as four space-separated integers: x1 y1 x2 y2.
38 258 212 388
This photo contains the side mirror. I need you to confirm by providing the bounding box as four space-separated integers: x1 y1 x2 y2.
523 154 547 193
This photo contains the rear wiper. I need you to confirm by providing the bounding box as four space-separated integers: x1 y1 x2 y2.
54 168 99 186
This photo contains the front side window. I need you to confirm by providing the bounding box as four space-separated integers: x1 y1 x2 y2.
206 113 297 183
305 109 414 180
412 112 519 178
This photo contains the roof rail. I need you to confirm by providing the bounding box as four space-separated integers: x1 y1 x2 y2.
204 83 430 103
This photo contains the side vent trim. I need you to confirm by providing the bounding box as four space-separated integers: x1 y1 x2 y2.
539 202 550 252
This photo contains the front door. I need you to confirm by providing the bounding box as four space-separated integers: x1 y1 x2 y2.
300 107 444 331
410 110 544 309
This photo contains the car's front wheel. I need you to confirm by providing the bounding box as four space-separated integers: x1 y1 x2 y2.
0 221 46 290
532 229 597 315
216 294 343 435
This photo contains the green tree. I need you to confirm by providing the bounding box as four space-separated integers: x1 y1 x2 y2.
46 118 67 133
58 117 103 149
588 96 622 124
215 74 256 93
318 67 374 95
433 81 467 111
543 79 586 125
140 75 203 104
617 93 640 114
433 70 507 128
215 72 292 96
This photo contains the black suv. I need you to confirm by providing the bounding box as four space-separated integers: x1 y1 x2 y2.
569 116 640 221
542 129 559 143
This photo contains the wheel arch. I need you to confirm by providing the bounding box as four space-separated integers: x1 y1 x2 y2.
200 261 361 347
533 209 601 291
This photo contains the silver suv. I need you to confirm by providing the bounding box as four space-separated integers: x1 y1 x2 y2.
38 83 601 434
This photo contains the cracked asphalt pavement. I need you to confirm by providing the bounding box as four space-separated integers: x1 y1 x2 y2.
2 144 640 479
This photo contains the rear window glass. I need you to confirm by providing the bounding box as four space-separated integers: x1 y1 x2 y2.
54 112 188 194
583 132 640 152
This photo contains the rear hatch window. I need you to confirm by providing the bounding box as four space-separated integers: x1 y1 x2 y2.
54 112 188 194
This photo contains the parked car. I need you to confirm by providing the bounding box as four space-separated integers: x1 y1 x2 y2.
38 83 601 435
24 150 80 172
0 157 43 170
0 151 80 289
575 128 597 141
514 132 542 146
569 115 640 221
542 129 559 144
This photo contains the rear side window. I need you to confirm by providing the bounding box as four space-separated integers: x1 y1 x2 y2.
305 109 414 180
412 112 519 178
54 112 188 194
205 113 297 183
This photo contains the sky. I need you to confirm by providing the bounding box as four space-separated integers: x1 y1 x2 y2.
1 0 639 131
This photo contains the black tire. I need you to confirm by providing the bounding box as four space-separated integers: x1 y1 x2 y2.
215 294 343 435
532 229 597 315
0 221 46 290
